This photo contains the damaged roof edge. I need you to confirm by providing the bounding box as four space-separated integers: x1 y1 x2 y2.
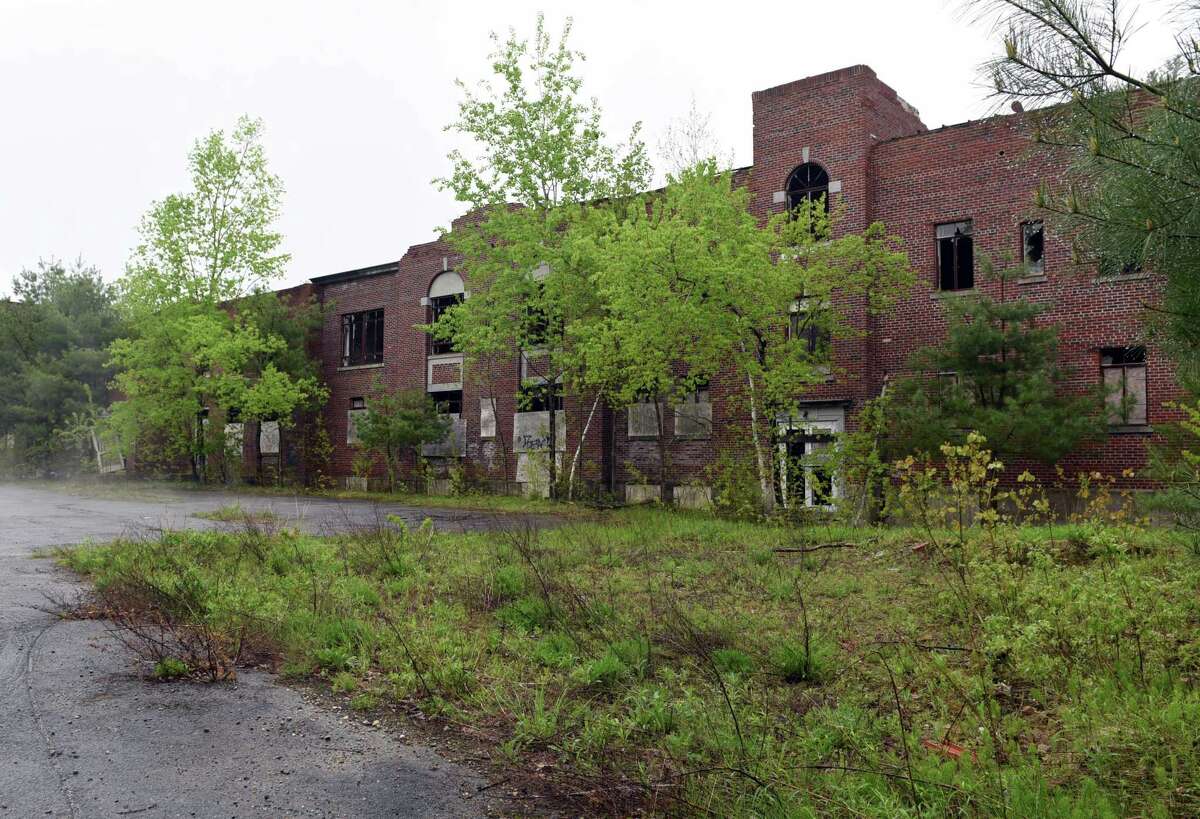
310 261 400 285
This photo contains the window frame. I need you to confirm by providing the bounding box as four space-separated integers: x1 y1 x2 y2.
936 220 975 292
341 309 385 368
427 294 461 356
1100 346 1148 427
1022 220 1045 276
785 163 831 215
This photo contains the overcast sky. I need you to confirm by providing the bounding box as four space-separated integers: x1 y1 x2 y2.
0 0 1180 293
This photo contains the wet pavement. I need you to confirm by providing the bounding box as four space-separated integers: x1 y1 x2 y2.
0 483 540 818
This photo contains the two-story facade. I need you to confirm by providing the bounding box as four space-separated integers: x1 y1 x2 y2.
239 65 1182 502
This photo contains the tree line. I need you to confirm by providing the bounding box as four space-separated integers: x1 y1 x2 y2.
2 2 1198 522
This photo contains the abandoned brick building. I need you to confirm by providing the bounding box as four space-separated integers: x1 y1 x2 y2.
238 65 1181 504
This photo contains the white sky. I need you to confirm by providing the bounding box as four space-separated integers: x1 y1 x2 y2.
0 0 1180 292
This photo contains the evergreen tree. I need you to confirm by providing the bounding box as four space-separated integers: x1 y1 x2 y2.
0 260 123 475
966 0 1200 389
888 286 1106 463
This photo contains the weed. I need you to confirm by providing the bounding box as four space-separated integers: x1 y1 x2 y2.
152 657 189 679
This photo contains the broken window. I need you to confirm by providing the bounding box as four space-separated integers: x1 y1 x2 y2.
788 305 831 357
431 389 462 416
776 426 836 509
1101 346 1148 426
519 381 563 413
785 163 830 214
427 271 464 356
427 295 461 355
347 396 367 444
1022 221 1044 275
1098 254 1144 278
341 309 384 367
937 221 974 291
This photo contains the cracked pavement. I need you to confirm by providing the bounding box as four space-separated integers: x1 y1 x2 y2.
0 483 544 818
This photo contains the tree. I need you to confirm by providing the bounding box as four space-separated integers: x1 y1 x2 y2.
580 161 913 512
109 117 324 479
434 14 652 499
354 383 451 492
0 259 123 475
967 0 1200 389
887 275 1106 463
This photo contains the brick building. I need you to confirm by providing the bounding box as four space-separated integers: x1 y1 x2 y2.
249 64 1181 503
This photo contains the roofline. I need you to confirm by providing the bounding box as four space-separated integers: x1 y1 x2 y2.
310 261 399 285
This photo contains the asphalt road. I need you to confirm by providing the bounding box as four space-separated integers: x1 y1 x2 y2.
0 483 541 818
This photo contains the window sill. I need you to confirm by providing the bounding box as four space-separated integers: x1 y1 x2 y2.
627 434 662 441
674 435 712 442
338 363 385 372
1017 274 1047 285
1107 424 1153 435
929 289 976 300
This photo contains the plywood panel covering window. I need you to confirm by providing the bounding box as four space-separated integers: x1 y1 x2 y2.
1101 346 1147 426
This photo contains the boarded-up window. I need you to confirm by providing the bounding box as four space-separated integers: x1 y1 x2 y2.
1101 347 1148 426
480 398 497 439
627 402 662 438
347 397 367 444
259 421 280 455
674 390 712 439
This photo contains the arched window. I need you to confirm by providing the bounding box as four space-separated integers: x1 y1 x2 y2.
427 271 464 355
785 163 830 214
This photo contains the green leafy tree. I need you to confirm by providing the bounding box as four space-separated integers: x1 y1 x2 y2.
109 117 323 479
887 279 1106 463
1145 399 1200 542
0 259 123 475
968 0 1200 388
434 14 652 499
354 383 451 492
580 162 912 511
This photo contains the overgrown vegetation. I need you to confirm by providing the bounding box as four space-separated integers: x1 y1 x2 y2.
0 259 123 477
63 444 1200 816
969 0 1200 389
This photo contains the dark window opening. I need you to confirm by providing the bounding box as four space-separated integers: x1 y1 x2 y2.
1023 221 1044 275
1099 255 1144 278
1101 346 1148 426
349 396 366 411
428 294 461 355
788 309 832 356
785 163 830 215
519 381 563 413
431 390 462 415
226 407 242 424
341 309 384 367
681 380 711 404
775 429 835 508
937 221 974 291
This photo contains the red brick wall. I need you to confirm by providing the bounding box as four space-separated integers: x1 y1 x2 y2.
293 64 1183 494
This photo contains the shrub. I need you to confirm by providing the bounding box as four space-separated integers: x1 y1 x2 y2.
153 657 189 680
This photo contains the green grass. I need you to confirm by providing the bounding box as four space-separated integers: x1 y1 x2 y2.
193 503 280 524
59 507 1200 817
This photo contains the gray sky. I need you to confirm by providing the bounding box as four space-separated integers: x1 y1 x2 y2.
0 0 1179 292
